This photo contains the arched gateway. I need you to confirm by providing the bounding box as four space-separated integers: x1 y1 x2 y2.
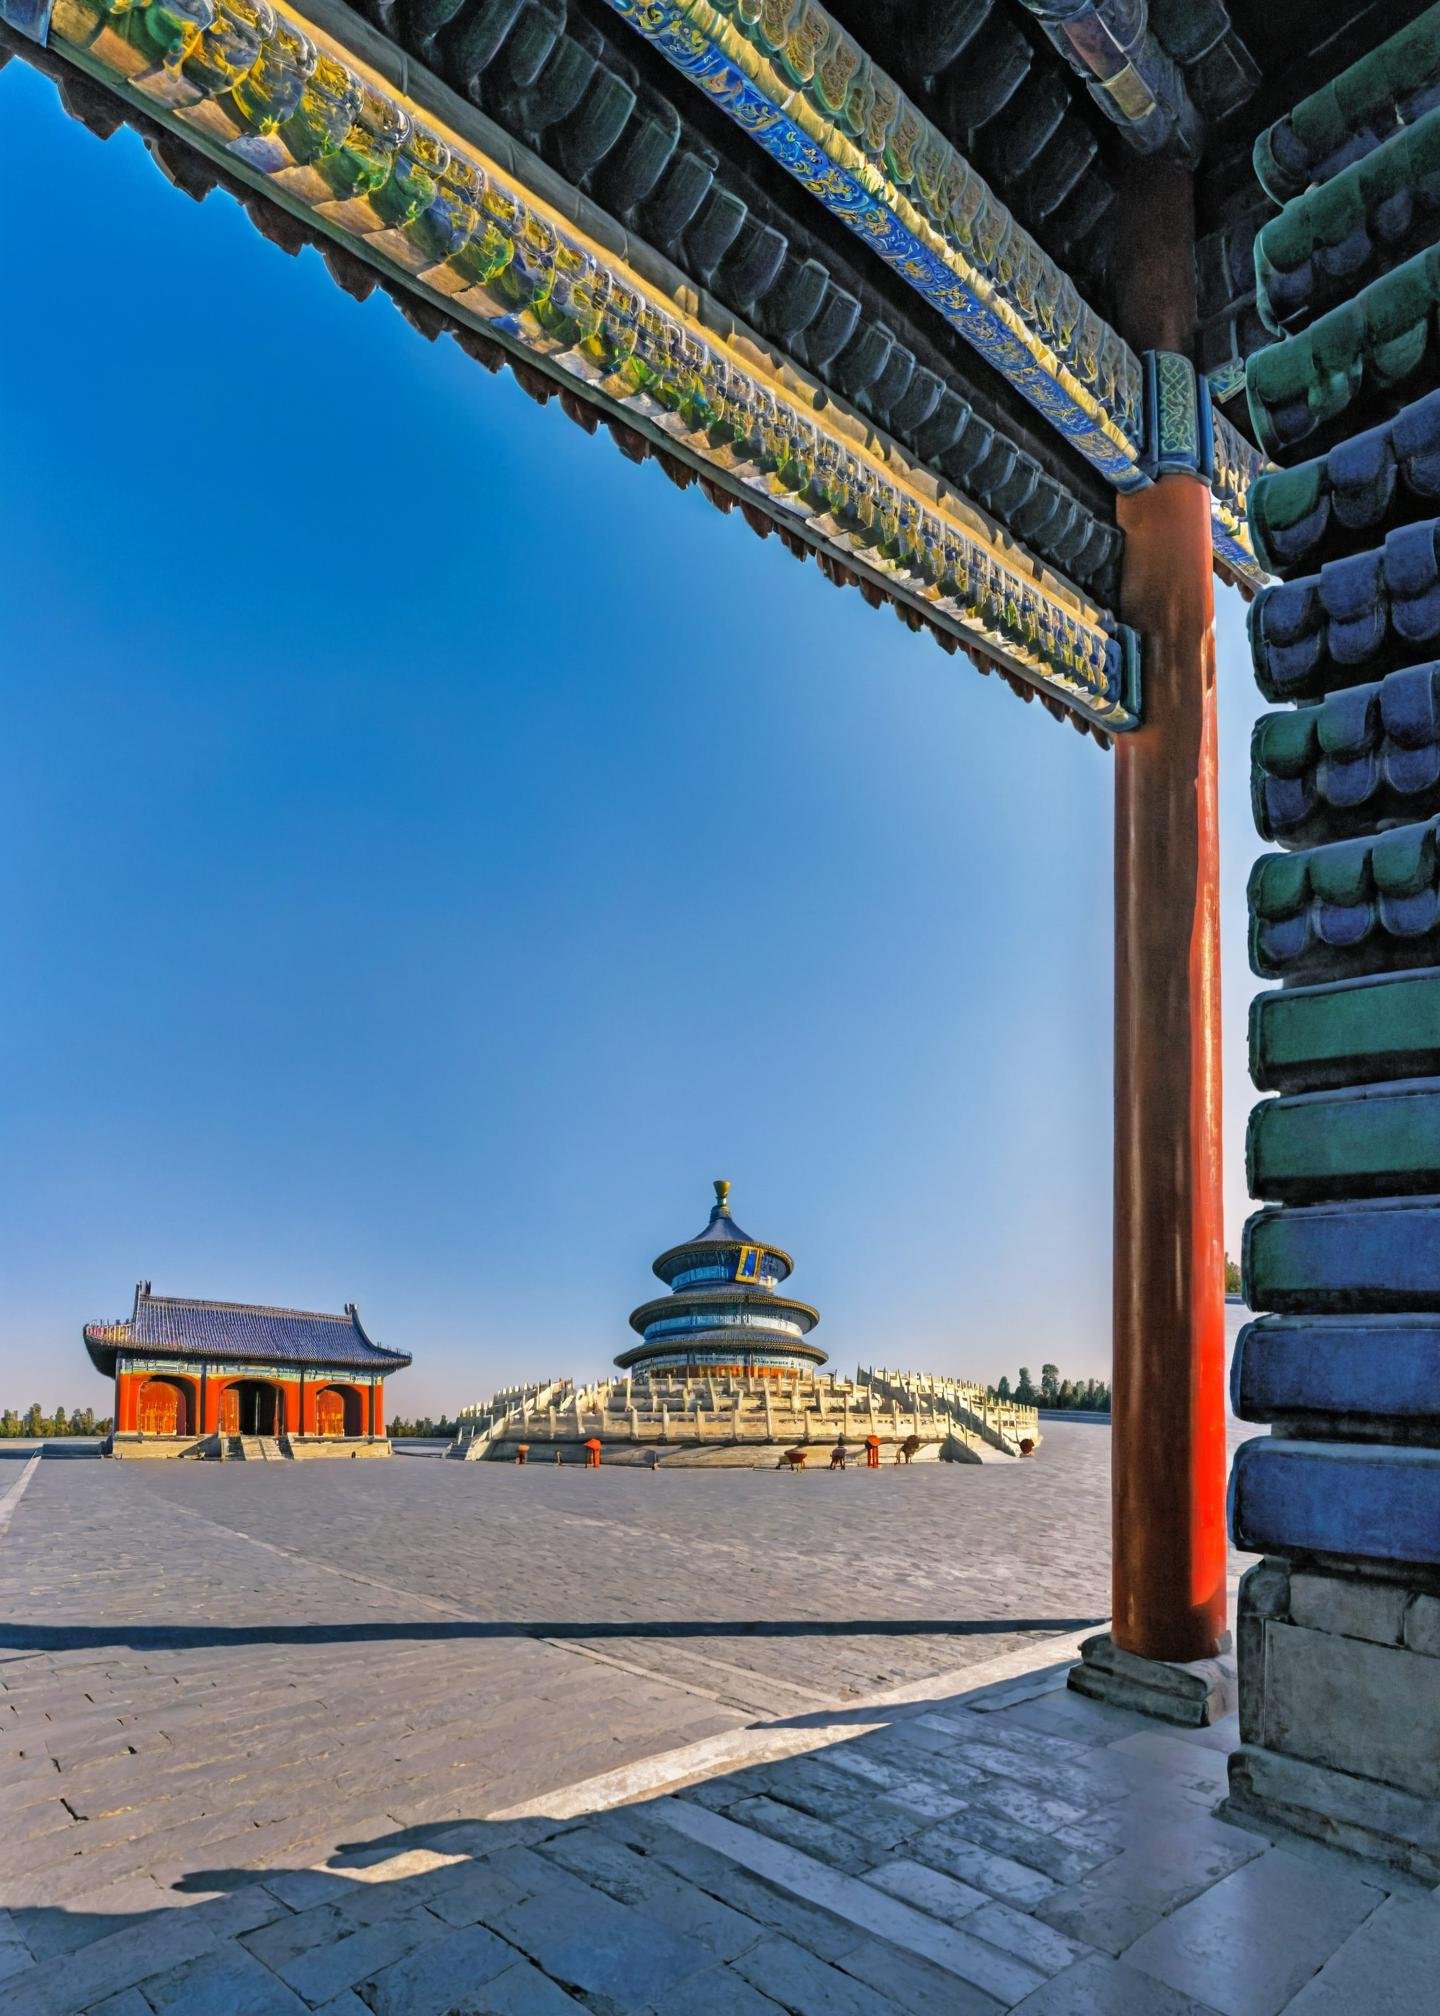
85 1285 410 1460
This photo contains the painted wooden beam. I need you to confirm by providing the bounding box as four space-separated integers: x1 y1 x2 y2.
596 0 1145 485
597 0 1271 589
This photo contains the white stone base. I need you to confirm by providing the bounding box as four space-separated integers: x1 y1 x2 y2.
1224 1743 1440 1886
1068 1630 1238 1726
108 1434 213 1460
284 1437 392 1459
479 1438 978 1468
1227 1558 1440 1883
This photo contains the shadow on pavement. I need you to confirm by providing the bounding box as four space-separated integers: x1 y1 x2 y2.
0 1662 1246 2016
0 1616 1106 1654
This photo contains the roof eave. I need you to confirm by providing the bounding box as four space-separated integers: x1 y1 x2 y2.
614 1336 828 1371
651 1240 796 1285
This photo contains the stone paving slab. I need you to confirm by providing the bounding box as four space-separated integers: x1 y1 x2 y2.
0 1441 1431 2013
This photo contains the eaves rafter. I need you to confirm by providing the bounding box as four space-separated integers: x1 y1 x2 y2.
2 0 1139 733
595 0 1271 589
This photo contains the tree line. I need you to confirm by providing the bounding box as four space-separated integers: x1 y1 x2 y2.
387 1415 463 1439
2 1405 113 1438
991 1364 1110 1412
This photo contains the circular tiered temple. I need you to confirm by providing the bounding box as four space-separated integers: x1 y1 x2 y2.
618 1181 825 1378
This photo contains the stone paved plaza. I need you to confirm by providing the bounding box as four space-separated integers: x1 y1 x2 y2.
2 1429 1436 2014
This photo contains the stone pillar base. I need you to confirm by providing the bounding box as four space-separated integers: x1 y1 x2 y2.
1068 1630 1237 1727
1222 1744 1440 1886
1224 1558 1440 1884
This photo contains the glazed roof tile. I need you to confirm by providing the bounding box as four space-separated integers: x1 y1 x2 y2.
1255 105 1440 336
628 1289 821 1338
1249 812 1440 980
1253 660 1440 848
1246 244 1440 458
1233 1312 1440 1420
1253 4 1440 205
1248 389 1440 576
83 1288 411 1377
17 37 1124 746
349 0 1127 602
616 1326 827 1369
650 1184 797 1285
1248 518 1440 703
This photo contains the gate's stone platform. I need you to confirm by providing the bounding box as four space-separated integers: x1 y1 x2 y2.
4 1431 1429 2014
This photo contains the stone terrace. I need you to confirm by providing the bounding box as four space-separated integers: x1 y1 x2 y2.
2 1429 1434 2013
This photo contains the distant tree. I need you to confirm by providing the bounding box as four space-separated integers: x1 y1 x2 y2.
1224 1252 1242 1296
1057 1380 1074 1409
24 1403 42 1437
1040 1364 1060 1405
1015 1367 1037 1405
54 1406 67 1435
996 1375 1011 1402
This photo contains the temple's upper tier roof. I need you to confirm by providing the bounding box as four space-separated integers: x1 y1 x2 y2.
83 1284 412 1379
650 1181 795 1287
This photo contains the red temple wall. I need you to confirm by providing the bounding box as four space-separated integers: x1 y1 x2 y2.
115 1369 382 1437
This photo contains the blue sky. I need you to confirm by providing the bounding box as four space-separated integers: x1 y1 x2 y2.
0 59 1266 1413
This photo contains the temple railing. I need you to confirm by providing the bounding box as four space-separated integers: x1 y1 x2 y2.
858 1366 1040 1457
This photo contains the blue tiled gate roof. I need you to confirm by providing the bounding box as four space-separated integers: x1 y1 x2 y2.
84 1286 411 1378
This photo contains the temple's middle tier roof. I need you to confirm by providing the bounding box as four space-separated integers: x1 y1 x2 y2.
627 1290 821 1340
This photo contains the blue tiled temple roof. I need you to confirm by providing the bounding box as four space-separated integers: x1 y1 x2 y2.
83 1286 411 1378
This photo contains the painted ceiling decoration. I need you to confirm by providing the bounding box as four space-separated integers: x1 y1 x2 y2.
4 0 1139 734
595 0 1147 487
591 0 1269 587
333 0 1131 604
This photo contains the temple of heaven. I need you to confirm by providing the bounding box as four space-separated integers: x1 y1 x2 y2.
619 1181 825 1379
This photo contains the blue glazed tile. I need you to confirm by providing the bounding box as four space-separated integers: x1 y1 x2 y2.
1229 1439 1440 1566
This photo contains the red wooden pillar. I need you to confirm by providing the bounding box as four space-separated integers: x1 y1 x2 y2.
1111 164 1228 1664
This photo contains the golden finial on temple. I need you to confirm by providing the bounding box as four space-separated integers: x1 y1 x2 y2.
713 1178 731 1213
